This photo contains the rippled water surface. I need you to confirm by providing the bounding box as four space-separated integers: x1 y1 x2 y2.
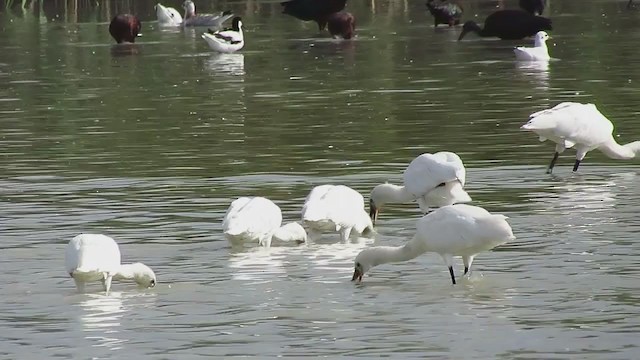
2 0 640 358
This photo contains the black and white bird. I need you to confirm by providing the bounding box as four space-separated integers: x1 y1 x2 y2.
201 16 244 53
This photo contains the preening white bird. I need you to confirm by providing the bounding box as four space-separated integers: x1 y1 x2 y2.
302 185 374 243
369 152 472 224
223 197 307 248
521 102 640 173
514 31 551 61
65 234 156 294
155 3 183 26
352 204 515 285
201 17 244 53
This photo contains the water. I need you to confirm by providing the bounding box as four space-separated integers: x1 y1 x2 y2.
1 0 640 358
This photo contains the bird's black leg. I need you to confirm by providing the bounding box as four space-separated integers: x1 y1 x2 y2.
573 159 581 172
547 152 560 174
449 266 456 285
464 266 469 275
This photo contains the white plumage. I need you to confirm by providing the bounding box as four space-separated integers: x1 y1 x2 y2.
352 204 515 284
223 196 306 248
155 3 183 27
521 102 640 173
65 234 156 294
514 31 551 61
182 1 234 28
369 151 472 223
302 185 374 243
201 16 244 53
273 222 308 244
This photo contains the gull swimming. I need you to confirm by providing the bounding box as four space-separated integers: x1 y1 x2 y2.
514 31 551 61
155 3 183 26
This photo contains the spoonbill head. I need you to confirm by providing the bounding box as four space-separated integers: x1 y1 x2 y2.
369 152 471 224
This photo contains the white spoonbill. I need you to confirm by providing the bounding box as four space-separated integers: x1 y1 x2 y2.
352 204 514 285
351 204 515 285
521 102 640 173
369 152 471 224
514 31 551 61
201 17 244 53
302 184 374 242
223 196 307 248
65 234 156 294
155 3 183 26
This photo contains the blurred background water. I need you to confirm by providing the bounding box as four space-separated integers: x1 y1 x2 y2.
1 0 640 358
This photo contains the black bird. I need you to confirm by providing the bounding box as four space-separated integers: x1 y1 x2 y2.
327 11 355 39
109 14 141 44
519 0 546 15
458 10 552 41
426 0 463 27
281 0 347 31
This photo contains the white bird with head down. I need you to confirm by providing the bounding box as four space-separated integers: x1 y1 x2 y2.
352 204 514 285
521 102 640 173
514 30 551 61
65 234 156 295
155 3 183 26
369 152 471 224
223 196 307 248
201 16 244 53
302 184 374 243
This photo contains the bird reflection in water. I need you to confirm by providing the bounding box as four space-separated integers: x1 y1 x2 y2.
110 43 141 57
78 292 127 349
228 247 286 282
204 53 245 76
76 291 157 350
515 60 549 90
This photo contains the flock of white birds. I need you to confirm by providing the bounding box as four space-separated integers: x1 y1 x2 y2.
70 0 639 291
66 100 640 294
